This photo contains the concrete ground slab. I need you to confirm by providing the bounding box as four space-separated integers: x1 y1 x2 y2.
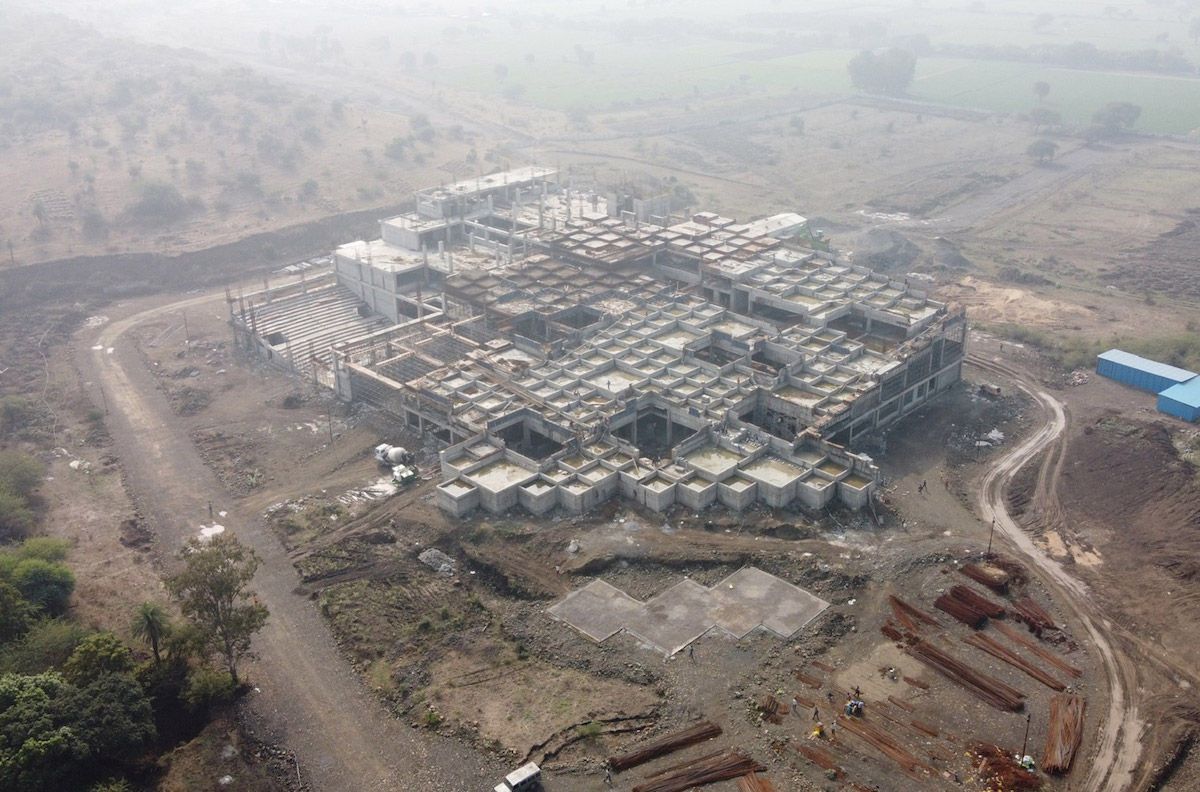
547 567 829 655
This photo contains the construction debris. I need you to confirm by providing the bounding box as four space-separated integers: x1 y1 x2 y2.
736 771 778 792
994 622 1082 678
609 722 723 772
1042 694 1086 773
836 709 936 778
904 639 1026 711
631 750 765 792
970 743 1041 791
963 632 1066 691
934 584 1006 628
959 562 1010 594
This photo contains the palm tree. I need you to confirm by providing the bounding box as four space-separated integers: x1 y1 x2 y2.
130 602 171 664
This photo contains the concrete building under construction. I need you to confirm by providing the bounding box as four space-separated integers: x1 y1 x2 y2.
230 167 967 519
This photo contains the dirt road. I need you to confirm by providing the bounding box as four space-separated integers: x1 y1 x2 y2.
971 356 1142 792
77 292 498 792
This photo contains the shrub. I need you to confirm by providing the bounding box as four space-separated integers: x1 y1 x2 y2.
0 450 43 499
0 618 88 673
181 665 237 712
12 559 75 615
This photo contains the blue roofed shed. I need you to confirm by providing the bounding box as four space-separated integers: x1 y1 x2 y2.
1158 377 1200 422
1095 349 1197 394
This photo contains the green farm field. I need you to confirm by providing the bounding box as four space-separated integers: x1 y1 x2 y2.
911 58 1200 135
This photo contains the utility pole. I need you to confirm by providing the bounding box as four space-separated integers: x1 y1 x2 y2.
99 386 108 414
327 406 334 445
987 517 996 558
182 311 190 351
1020 712 1032 760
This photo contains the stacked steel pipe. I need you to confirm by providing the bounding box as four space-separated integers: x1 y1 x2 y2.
836 708 936 777
994 622 1082 678
959 563 1010 594
962 632 1065 691
1012 597 1056 633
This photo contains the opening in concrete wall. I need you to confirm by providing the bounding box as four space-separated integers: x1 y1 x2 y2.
495 420 564 461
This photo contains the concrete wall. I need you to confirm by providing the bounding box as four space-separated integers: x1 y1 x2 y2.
677 477 717 510
436 480 479 518
717 477 757 511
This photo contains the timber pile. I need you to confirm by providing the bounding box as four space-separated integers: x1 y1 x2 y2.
971 744 1041 791
609 722 722 772
904 639 1026 711
934 585 1005 627
1012 597 1056 633
759 695 785 724
994 622 1082 678
962 633 1065 691
836 709 936 778
1042 694 1086 773
959 563 1009 594
631 750 765 792
889 595 941 632
797 745 841 777
737 771 777 792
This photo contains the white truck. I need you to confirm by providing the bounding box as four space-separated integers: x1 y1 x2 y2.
492 762 541 792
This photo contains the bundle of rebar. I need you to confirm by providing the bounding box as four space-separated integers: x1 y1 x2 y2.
1042 694 1086 773
962 632 1066 691
934 585 1006 627
631 750 765 792
889 595 942 632
812 660 837 673
736 771 777 792
796 745 841 775
836 708 936 777
1012 597 1056 632
881 620 905 642
795 671 822 689
994 622 1082 678
904 639 1026 711
609 722 723 772
959 563 1010 594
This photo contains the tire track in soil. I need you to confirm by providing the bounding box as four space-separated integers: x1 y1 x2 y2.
970 356 1142 792
76 291 498 792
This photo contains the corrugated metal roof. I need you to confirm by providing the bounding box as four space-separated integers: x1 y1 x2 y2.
1096 349 1197 384
1159 376 1200 408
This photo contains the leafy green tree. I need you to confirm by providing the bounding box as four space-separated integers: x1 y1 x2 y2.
0 581 33 643
12 559 74 616
847 49 917 96
1026 138 1059 162
0 396 30 435
0 450 43 499
0 490 36 543
0 672 88 791
70 673 156 764
165 535 267 685
1029 106 1061 132
16 538 69 563
130 602 171 664
63 632 134 685
1092 102 1141 136
0 619 88 674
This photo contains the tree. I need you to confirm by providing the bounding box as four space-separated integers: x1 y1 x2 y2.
165 535 267 685
0 672 88 791
0 450 43 499
11 559 74 616
63 632 134 685
846 49 917 96
1029 107 1061 132
1092 101 1141 136
31 201 46 230
1027 138 1059 163
130 602 171 664
1034 81 1050 102
0 581 32 642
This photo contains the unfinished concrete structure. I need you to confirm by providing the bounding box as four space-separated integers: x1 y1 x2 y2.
230 167 967 519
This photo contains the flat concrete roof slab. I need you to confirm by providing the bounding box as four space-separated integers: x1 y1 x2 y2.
547 567 828 655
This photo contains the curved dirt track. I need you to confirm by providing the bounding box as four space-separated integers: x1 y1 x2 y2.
970 357 1142 792
77 291 497 792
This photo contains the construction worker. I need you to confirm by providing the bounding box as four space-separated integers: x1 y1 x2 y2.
811 722 824 740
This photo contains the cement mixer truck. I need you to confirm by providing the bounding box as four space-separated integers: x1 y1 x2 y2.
375 443 414 466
